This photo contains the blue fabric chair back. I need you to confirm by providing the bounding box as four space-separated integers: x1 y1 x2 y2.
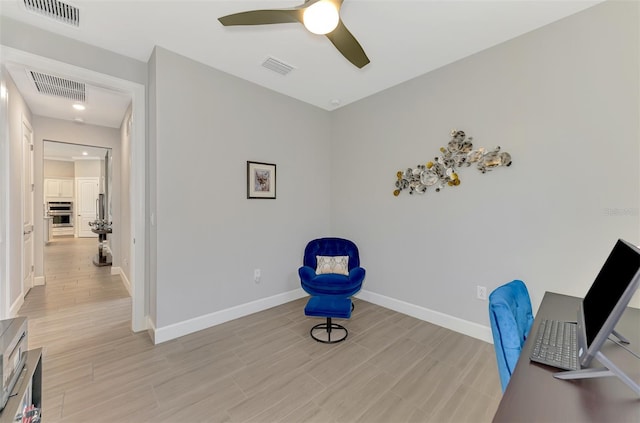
489 279 534 392
303 238 360 270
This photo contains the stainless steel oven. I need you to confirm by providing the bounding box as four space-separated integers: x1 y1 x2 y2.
47 201 73 227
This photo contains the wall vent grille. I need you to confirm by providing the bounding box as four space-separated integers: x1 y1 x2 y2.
23 0 80 27
262 57 294 76
29 70 86 102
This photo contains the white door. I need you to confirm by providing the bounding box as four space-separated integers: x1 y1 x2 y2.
22 119 34 293
77 178 99 238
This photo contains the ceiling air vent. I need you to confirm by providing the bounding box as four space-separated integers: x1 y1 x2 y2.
23 0 80 27
29 70 86 102
262 57 294 76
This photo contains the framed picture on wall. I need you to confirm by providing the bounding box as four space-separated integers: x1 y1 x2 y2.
247 161 276 199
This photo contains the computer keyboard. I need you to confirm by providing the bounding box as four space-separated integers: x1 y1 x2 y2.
529 319 579 371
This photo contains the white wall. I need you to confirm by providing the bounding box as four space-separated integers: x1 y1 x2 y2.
32 117 122 279
150 47 332 330
74 160 101 178
330 0 639 338
44 159 74 178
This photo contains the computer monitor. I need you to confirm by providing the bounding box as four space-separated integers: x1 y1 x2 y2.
577 238 640 367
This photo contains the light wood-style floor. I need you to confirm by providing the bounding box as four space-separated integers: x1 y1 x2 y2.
18 237 502 422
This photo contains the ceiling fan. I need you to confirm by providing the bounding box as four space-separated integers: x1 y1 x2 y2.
218 0 370 69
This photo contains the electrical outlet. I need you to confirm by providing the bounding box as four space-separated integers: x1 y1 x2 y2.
254 269 261 283
477 285 487 300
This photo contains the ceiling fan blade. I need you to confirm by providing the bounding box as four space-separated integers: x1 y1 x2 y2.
325 20 370 68
218 9 303 26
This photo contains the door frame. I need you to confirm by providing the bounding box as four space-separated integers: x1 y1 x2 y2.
0 65 9 319
22 115 34 299
1 46 147 332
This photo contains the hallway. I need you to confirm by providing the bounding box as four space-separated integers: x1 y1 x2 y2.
24 237 128 318
18 237 137 421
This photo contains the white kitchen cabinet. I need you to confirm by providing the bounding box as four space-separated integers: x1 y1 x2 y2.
60 179 74 197
44 179 58 197
45 178 74 198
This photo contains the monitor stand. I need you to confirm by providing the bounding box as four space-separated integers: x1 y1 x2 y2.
554 350 640 396
611 329 630 344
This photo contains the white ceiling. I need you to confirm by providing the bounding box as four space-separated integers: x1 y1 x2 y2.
1 0 603 128
4 61 132 128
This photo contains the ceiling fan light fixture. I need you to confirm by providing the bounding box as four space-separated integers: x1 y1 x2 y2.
303 1 339 35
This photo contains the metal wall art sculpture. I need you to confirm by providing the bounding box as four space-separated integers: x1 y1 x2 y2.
394 129 512 196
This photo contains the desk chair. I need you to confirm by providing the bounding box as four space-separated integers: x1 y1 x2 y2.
489 280 534 391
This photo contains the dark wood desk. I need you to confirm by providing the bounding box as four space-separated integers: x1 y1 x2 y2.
493 292 640 422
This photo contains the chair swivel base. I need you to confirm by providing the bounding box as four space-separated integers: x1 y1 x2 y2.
310 317 348 344
304 296 352 344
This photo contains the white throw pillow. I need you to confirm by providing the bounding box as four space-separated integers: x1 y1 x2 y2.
315 256 349 275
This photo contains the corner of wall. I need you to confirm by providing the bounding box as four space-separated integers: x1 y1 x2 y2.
356 290 494 344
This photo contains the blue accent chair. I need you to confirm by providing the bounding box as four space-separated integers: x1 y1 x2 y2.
299 238 365 343
489 280 534 392
298 237 365 298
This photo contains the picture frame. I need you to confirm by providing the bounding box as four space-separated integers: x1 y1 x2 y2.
247 161 276 199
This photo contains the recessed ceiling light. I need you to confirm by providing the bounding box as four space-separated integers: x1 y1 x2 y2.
73 104 85 111
82 151 88 156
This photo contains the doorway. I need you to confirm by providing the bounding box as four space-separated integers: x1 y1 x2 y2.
43 141 113 277
2 46 147 332
43 141 112 238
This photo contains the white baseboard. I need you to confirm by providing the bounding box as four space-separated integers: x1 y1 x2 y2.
34 276 45 286
151 288 307 344
149 287 492 345
9 294 24 318
356 289 493 344
147 316 157 344
110 267 132 296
